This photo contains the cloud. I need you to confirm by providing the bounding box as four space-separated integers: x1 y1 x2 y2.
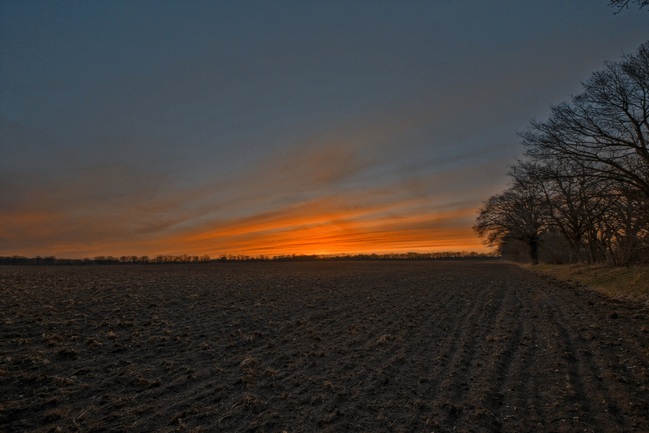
173 207 483 257
0 130 496 258
150 173 487 257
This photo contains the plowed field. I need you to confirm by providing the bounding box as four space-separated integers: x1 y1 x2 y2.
1 261 648 432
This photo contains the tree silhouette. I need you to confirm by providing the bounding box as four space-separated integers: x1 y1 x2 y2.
474 178 549 265
479 41 649 265
609 0 649 12
521 42 649 200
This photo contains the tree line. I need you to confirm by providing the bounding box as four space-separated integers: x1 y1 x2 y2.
474 41 649 266
0 251 498 266
0 255 211 265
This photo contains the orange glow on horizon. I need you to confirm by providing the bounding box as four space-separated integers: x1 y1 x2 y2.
155 204 488 258
0 196 489 259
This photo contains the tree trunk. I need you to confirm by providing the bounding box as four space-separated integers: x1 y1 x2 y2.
529 235 539 265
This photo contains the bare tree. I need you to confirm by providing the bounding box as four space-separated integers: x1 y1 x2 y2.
474 178 549 265
522 42 649 199
478 41 649 265
512 160 620 263
609 0 649 12
518 41 649 264
595 186 649 264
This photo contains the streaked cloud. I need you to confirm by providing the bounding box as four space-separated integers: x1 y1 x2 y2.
0 1 646 258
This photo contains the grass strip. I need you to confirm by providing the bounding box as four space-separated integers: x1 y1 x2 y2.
526 263 649 304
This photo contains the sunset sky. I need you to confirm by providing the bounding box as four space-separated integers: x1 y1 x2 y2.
1 1 647 259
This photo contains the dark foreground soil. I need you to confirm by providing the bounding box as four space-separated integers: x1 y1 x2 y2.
1 261 648 433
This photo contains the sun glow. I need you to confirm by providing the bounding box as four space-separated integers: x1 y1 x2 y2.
0 186 489 258
159 203 487 258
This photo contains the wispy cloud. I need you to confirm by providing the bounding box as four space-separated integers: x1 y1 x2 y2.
0 111 502 258
2 2 644 258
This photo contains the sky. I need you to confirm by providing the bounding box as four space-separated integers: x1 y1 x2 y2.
1 1 647 259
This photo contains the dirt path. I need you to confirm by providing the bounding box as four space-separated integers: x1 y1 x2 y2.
1 261 648 432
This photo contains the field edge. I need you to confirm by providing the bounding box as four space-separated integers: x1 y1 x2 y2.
520 262 649 305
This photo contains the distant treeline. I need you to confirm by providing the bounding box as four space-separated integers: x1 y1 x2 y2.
474 41 649 266
0 251 498 266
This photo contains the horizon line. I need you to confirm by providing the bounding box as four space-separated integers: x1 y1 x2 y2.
0 250 498 264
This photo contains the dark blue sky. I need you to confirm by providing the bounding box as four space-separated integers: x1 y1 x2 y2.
1 1 647 258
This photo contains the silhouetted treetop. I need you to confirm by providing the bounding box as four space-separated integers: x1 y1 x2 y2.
476 40 649 266
609 0 649 12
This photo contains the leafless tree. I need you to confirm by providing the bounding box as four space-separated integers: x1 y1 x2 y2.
609 0 649 12
473 177 549 265
478 41 649 265
518 42 649 264
522 42 649 199
596 186 649 264
511 160 615 263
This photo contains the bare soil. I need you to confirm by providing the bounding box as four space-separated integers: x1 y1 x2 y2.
1 261 648 433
